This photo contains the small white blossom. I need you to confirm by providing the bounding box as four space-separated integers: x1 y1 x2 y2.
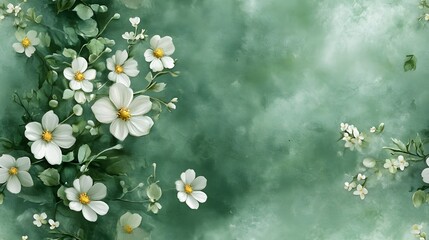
384 159 398 174
353 184 368 200
0 155 33 194
63 57 96 93
340 123 364 151
370 127 376 133
119 212 142 234
122 32 136 40
357 173 366 181
144 35 175 72
129 17 140 28
175 169 207 209
136 29 147 40
425 14 429 21
412 224 423 235
106 50 139 87
33 213 47 227
0 15 5 20
397 155 409 171
12 30 40 57
167 102 176 110
85 120 98 136
65 175 109 222
48 219 60 229
21 236 28 240
344 181 356 191
6 3 21 16
340 123 349 132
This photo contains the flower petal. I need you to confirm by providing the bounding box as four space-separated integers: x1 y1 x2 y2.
106 57 115 71
52 124 75 148
144 49 155 62
81 80 93 93
88 201 109 216
191 191 207 203
150 58 164 72
72 178 81 192
65 187 79 201
0 155 15 169
25 47 36 57
116 74 130 87
126 116 153 137
25 122 43 141
191 176 207 191
161 56 175 69
31 140 47 160
63 68 75 80
158 36 175 55
185 195 199 209
123 59 139 77
7 175 21 194
177 191 187 202
175 180 185 191
45 143 62 165
109 83 133 109
87 183 107 200
84 69 96 81
110 119 129 141
69 201 83 212
79 175 93 193
129 95 152 115
82 205 98 222
12 43 24 53
150 35 160 49
115 50 128 65
16 157 31 171
91 98 117 124
108 72 117 81
69 80 82 90
0 169 9 184
73 57 88 72
123 212 142 228
42 110 59 131
17 171 33 187
184 169 196 184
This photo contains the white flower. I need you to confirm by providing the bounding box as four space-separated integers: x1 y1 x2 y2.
148 201 162 214
91 83 154 141
12 30 40 57
357 173 366 181
341 124 364 151
175 169 207 209
344 181 356 191
412 224 423 235
144 35 175 72
119 212 142 234
370 127 376 133
397 155 409 171
0 15 5 20
136 29 147 40
340 123 349 132
0 155 33 194
65 175 109 222
21 236 28 240
129 17 140 27
85 120 98 136
353 184 368 200
24 110 76 165
48 219 60 230
167 102 176 110
33 212 47 227
63 57 96 93
383 159 398 174
122 32 136 40
425 14 429 21
6 3 21 16
106 50 139 87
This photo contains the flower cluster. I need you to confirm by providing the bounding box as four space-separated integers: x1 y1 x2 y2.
383 155 409 174
344 173 368 200
33 212 59 230
340 123 364 151
412 224 427 240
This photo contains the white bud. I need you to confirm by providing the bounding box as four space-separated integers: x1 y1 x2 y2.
167 102 176 110
73 104 83 116
49 100 58 108
104 47 112 53
119 180 125 186
171 97 178 103
362 158 376 168
138 182 144 187
113 13 120 19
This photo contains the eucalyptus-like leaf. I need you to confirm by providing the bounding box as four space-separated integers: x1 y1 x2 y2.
78 144 91 163
77 19 99 38
87 39 105 55
413 190 426 208
145 72 153 82
57 0 76 13
62 152 75 162
73 4 94 20
47 70 58 84
38 168 61 186
63 48 77 58
391 138 407 152
151 83 166 92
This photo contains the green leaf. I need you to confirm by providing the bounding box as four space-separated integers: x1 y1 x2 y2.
78 144 91 163
151 83 166 92
35 15 43 23
57 185 70 205
39 32 51 48
391 138 407 152
57 0 76 13
87 39 105 56
73 4 94 20
47 70 58 84
98 37 115 47
63 48 77 58
146 183 162 201
77 19 99 38
62 152 75 163
64 26 80 45
145 72 153 82
38 168 60 186
404 55 417 72
413 190 426 207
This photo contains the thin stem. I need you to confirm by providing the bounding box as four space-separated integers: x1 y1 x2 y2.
112 198 149 204
60 113 75 124
96 14 117 38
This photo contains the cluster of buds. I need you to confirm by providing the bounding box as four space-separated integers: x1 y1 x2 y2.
340 123 364 151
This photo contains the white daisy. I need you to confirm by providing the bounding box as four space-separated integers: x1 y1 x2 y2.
48 219 60 229
175 169 207 209
91 83 154 141
144 35 175 72
0 155 33 194
12 30 40 57
33 212 47 227
65 175 109 222
353 184 368 200
63 57 96 93
119 212 142 234
106 50 139 87
24 110 76 165
129 17 140 28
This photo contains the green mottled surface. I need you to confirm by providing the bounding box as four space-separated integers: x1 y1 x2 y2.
1 0 429 239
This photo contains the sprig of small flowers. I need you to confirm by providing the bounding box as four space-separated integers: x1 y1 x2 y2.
344 173 368 200
412 224 427 240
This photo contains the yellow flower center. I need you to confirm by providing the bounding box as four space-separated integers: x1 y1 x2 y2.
153 48 164 58
21 37 31 48
41 131 53 142
74 71 85 82
8 167 18 175
115 65 124 74
184 184 193 194
79 193 91 205
117 108 131 121
123 225 133 234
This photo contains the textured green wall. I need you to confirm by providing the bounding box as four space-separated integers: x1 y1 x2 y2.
1 0 429 239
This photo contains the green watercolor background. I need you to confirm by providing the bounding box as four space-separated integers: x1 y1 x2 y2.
1 0 429 239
